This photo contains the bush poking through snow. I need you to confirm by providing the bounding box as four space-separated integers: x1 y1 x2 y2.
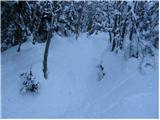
20 70 40 94
97 64 105 81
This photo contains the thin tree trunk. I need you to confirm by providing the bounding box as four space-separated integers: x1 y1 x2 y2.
43 30 52 79
17 41 22 52
43 2 53 79
76 2 85 40
87 16 93 32
120 18 127 49
129 24 134 41
109 31 112 43
111 15 117 51
106 4 112 44
111 38 116 51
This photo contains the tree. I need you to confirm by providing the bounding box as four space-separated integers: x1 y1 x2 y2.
1 1 158 79
42 1 53 79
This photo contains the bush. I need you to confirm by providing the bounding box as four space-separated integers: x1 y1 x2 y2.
20 70 40 94
97 64 105 81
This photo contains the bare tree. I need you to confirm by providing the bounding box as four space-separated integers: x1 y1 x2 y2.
43 30 52 79
43 2 53 79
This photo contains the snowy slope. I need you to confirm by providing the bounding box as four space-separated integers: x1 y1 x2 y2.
1 33 158 118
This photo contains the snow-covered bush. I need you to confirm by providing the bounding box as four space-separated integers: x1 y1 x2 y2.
20 70 40 94
97 64 105 81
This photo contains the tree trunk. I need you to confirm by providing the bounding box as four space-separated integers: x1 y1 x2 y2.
109 31 112 43
43 30 52 79
111 15 117 51
76 2 85 40
120 18 127 49
87 15 93 32
17 41 22 52
129 25 134 41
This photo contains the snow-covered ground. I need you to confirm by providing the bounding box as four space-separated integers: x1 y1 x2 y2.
1 33 158 118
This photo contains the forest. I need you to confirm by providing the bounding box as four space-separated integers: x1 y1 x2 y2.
1 1 159 118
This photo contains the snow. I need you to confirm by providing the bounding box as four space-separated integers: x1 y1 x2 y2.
1 33 158 118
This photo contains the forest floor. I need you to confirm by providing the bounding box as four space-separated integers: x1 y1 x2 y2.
1 33 158 118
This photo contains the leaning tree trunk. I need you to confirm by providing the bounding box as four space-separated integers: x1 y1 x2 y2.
43 30 52 79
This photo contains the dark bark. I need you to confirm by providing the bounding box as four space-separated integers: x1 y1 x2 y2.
129 24 134 41
109 31 112 43
111 15 117 51
17 42 22 52
106 4 112 43
87 15 93 32
120 18 127 49
76 2 84 40
16 2 24 52
43 30 52 79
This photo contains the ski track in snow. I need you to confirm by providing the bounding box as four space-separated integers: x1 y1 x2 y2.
1 33 158 118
